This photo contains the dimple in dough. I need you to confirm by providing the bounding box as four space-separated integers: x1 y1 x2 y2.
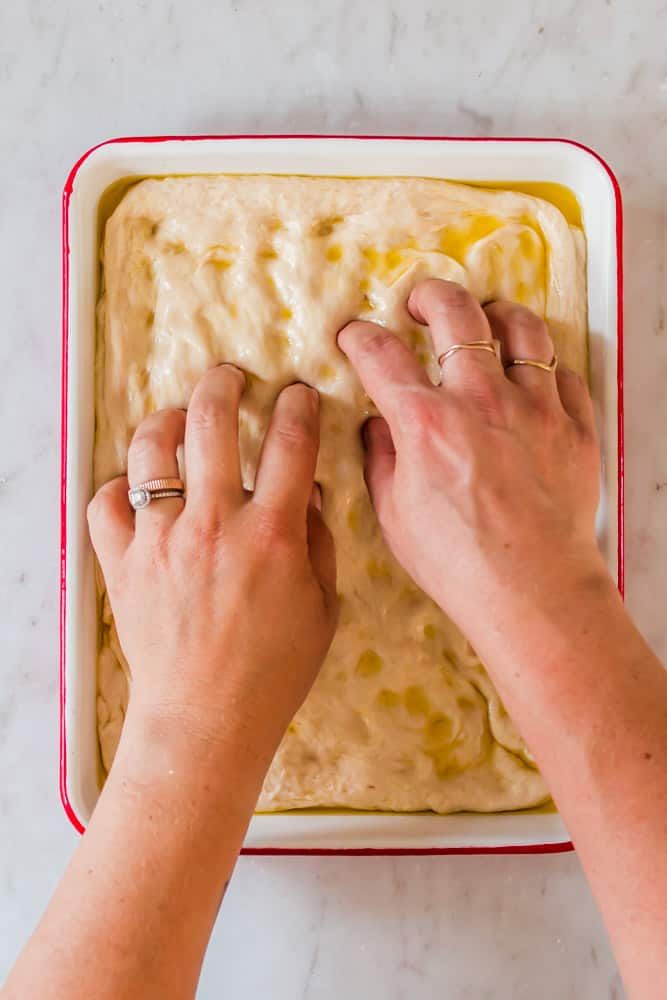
95 174 587 813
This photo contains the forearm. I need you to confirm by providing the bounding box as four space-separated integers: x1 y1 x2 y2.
5 711 268 1000
471 562 667 998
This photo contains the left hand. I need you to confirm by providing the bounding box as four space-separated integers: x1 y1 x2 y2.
88 367 338 770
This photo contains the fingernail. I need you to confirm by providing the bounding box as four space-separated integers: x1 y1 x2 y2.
217 363 246 385
295 382 319 407
310 483 322 511
336 321 355 345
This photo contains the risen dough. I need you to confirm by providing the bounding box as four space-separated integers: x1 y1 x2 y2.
95 174 587 813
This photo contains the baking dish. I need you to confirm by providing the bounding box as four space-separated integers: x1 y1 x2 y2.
61 135 623 853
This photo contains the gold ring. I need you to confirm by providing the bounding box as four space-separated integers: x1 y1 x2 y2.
128 477 185 510
438 339 502 368
134 477 184 492
504 354 558 374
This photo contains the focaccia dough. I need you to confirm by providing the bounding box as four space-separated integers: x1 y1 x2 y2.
95 174 587 813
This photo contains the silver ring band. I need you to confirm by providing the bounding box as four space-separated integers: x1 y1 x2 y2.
128 483 185 510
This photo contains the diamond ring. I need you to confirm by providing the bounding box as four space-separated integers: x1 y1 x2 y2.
128 477 185 510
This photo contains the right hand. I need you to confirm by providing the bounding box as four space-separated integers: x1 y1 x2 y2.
338 279 605 643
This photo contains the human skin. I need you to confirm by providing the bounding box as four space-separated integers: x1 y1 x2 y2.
4 280 666 999
338 281 667 1000
4 371 338 1000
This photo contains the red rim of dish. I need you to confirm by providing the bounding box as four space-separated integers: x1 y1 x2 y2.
60 135 624 852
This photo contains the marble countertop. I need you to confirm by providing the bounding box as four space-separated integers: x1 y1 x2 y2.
3 0 665 996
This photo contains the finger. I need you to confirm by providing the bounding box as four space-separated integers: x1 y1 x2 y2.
310 482 323 512
253 383 320 530
556 366 596 432
307 496 337 614
88 475 134 567
184 364 245 517
484 301 560 405
407 279 502 390
127 408 186 533
338 320 431 429
362 417 396 528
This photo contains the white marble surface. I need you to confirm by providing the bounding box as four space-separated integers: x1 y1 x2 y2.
2 0 666 995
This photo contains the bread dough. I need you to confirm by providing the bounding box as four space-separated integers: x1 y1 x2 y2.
95 174 587 812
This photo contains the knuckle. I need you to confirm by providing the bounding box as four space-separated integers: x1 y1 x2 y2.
130 408 183 456
135 407 184 439
188 395 229 433
129 428 168 466
87 479 121 522
429 280 475 312
274 416 314 450
463 376 508 423
509 307 549 337
178 513 222 560
502 308 552 351
401 390 442 440
358 325 400 361
577 422 600 453
274 386 318 448
251 504 294 552
532 398 562 430
187 370 243 432
560 367 588 394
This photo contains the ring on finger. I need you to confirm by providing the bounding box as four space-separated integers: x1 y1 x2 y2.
504 354 558 374
438 338 503 370
128 477 186 510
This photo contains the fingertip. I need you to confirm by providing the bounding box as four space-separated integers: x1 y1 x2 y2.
277 381 320 425
200 362 246 394
408 278 474 324
217 362 247 387
337 319 374 352
289 380 319 405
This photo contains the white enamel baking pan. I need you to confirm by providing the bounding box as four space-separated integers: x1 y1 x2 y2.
61 136 623 854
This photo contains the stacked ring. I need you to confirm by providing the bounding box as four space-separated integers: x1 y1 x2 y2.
128 477 185 510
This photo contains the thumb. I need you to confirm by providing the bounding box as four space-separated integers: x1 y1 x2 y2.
362 417 396 530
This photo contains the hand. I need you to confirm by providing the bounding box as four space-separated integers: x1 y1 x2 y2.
338 279 604 644
88 367 337 769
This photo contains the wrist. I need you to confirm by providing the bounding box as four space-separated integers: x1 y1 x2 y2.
457 546 620 670
115 699 274 807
